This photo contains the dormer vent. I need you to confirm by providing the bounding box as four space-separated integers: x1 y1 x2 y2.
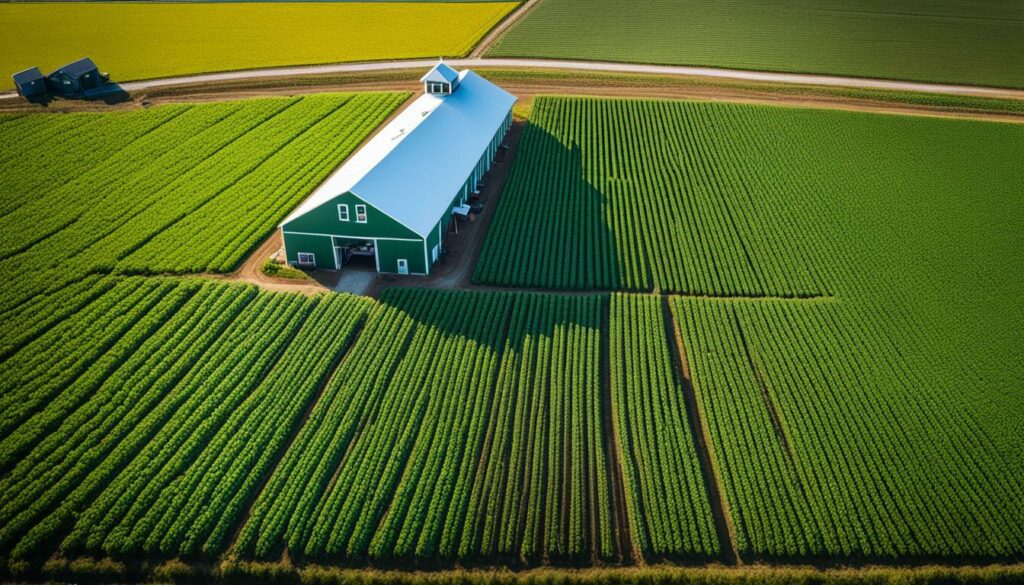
420 60 461 97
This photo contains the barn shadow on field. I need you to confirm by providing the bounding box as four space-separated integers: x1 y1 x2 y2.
374 286 604 356
474 118 623 291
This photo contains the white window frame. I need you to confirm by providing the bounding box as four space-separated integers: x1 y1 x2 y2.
297 252 315 266
427 81 450 95
355 204 367 223
337 204 349 222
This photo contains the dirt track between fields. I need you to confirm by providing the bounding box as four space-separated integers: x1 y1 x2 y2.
5 57 1023 102
9 74 1021 125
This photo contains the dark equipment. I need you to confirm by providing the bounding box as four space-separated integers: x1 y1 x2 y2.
10 57 120 103
45 57 107 95
12 67 46 98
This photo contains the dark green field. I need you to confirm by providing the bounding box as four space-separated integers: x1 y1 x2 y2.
488 0 1024 88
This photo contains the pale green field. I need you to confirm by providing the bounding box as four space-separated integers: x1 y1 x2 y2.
1 2 517 86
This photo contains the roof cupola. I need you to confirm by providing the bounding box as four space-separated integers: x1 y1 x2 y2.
420 60 460 96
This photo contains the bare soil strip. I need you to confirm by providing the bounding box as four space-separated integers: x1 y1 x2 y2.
662 298 742 565
599 296 637 565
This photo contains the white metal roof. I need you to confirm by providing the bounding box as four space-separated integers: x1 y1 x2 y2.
282 69 516 238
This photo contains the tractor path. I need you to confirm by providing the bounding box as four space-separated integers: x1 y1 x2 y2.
5 58 1023 103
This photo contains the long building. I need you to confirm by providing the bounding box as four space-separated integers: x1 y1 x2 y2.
280 63 516 275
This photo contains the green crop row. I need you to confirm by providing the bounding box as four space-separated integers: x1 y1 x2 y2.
474 96 830 295
0 277 371 560
0 92 404 312
487 0 1024 89
609 294 718 558
235 289 619 563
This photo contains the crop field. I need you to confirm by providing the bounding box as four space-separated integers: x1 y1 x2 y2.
237 289 620 562
0 283 716 565
476 97 832 295
1 71 1023 585
0 92 404 312
0 277 372 559
487 0 1024 89
609 294 718 558
0 2 517 87
477 95 1024 558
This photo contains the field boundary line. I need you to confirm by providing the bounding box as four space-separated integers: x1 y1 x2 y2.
663 297 741 565
14 59 1020 102
470 0 545 59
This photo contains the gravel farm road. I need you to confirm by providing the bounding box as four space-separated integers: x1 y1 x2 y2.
4 58 1024 101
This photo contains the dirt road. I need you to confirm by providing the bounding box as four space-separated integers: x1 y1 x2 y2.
5 58 1022 103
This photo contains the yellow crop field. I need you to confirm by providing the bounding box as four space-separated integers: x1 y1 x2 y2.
0 2 517 86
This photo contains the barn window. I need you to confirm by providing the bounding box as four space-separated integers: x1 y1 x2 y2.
338 204 349 222
355 205 367 223
297 252 315 265
427 82 450 95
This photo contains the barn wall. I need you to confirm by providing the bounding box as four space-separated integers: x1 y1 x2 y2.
377 238 427 275
282 192 419 241
283 231 334 269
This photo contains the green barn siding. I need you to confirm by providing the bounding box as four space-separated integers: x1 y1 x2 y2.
280 109 512 275
427 222 441 265
377 239 427 275
283 231 334 269
282 192 418 241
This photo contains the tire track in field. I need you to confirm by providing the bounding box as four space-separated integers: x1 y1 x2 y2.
662 297 741 565
224 307 371 557
732 312 794 460
599 294 637 564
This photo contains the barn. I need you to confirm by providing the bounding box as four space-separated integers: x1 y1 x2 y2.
279 63 516 275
